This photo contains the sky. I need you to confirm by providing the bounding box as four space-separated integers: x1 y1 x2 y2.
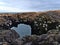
0 0 60 12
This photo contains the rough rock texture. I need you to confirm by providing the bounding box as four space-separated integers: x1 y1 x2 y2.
1 29 60 45
14 29 60 45
0 10 60 45
0 29 20 45
0 10 60 35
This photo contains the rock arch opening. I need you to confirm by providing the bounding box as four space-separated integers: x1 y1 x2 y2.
11 24 31 38
0 11 60 36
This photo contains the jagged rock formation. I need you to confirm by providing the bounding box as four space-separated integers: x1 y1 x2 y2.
0 10 60 45
0 10 60 35
0 29 20 45
16 29 60 45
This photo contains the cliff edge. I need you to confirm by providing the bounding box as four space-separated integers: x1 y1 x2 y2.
0 10 60 45
0 10 60 35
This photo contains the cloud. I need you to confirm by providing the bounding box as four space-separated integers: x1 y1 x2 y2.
0 6 34 12
0 0 60 12
0 0 31 12
0 2 6 5
0 6 23 12
29 0 60 11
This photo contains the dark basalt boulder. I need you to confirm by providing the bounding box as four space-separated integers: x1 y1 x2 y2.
14 29 60 45
0 10 60 35
0 10 60 45
0 29 20 45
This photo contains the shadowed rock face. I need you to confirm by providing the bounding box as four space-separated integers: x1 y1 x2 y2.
0 29 20 45
0 11 60 35
0 10 60 45
15 29 60 45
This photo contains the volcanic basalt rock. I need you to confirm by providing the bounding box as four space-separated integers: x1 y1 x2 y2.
0 10 60 35
0 10 60 45
0 29 20 45
17 29 60 45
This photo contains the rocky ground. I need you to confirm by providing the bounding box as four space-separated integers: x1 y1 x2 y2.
1 29 60 45
0 10 60 45
0 29 20 45
13 29 60 45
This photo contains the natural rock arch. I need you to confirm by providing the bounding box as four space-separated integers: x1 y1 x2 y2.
0 10 60 35
11 23 31 37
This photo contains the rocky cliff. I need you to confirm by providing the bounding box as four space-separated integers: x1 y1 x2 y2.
0 10 60 45
16 29 60 45
0 10 60 35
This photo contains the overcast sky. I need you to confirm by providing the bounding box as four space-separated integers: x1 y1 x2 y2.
0 0 60 12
